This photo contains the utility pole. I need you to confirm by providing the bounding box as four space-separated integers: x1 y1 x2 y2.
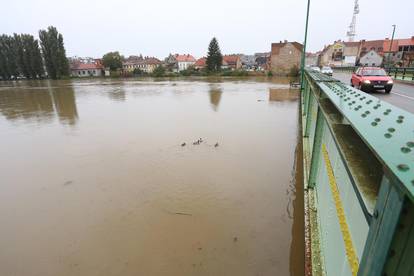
387 25 396 67
300 0 311 91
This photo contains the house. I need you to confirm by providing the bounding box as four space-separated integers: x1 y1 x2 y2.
222 55 242 70
343 41 360 66
240 55 256 69
122 56 161 73
164 54 177 72
194 57 206 70
143 57 162 73
70 61 104 77
318 40 360 66
383 36 414 66
358 40 384 59
175 54 196 71
270 40 303 75
359 50 383 66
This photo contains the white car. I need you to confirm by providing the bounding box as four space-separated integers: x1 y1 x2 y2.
311 66 321 72
321 66 333 76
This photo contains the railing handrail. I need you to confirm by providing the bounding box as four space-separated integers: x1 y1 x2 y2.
305 68 414 201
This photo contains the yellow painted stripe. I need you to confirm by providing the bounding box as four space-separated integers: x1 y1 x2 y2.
322 144 359 276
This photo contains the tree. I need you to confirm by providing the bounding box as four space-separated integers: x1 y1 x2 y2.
13 34 44 79
102 51 123 71
0 35 19 79
206 37 223 72
0 33 43 80
39 26 69 79
151 65 166 77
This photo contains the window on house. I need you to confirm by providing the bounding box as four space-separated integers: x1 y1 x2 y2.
403 46 409 51
399 46 403 51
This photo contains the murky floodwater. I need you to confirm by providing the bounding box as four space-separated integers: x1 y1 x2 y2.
0 77 303 276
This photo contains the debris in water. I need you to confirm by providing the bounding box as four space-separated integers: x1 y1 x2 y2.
164 209 193 216
198 247 202 250
233 237 238 242
64 180 73 186
214 142 219 147
175 212 192 216
181 142 186 147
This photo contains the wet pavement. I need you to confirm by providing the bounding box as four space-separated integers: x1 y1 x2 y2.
0 78 303 276
333 72 414 114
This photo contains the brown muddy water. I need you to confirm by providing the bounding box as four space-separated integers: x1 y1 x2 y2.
0 78 303 276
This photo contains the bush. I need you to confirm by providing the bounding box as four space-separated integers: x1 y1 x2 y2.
220 69 248 77
267 71 273 77
151 65 166 77
133 68 144 76
179 65 198 76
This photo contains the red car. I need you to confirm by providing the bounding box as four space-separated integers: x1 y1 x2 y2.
351 67 393 93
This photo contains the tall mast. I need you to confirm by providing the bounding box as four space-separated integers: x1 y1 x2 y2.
346 0 359 42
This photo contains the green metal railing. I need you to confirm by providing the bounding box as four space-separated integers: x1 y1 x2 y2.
386 67 414 81
301 68 414 276
333 66 414 82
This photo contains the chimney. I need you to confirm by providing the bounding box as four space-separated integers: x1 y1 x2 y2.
284 40 288 43
279 40 282 43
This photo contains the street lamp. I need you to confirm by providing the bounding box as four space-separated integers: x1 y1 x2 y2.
300 0 311 91
387 25 396 67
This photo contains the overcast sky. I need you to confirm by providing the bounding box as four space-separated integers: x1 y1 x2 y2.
1 0 412 58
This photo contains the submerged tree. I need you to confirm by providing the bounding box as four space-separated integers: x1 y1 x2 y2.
0 35 19 79
206 37 223 72
102 51 123 71
13 34 44 78
39 26 69 79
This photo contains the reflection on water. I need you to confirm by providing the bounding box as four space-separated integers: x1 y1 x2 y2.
0 81 78 125
208 84 222 111
0 78 301 276
269 88 299 102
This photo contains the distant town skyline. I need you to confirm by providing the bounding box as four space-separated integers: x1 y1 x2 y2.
1 0 412 58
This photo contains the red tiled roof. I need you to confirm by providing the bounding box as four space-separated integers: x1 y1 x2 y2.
383 37 414 52
72 63 104 70
144 57 161 65
360 40 384 51
194 57 206 67
175 54 196 62
223 55 240 65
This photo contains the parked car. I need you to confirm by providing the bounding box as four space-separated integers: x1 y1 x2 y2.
310 66 320 72
351 67 393 93
321 66 333 76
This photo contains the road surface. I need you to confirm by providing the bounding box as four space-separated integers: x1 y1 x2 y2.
333 72 414 114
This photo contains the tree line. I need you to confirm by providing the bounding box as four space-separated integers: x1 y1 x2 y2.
0 26 69 80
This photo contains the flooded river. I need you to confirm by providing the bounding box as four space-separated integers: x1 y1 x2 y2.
0 78 303 276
